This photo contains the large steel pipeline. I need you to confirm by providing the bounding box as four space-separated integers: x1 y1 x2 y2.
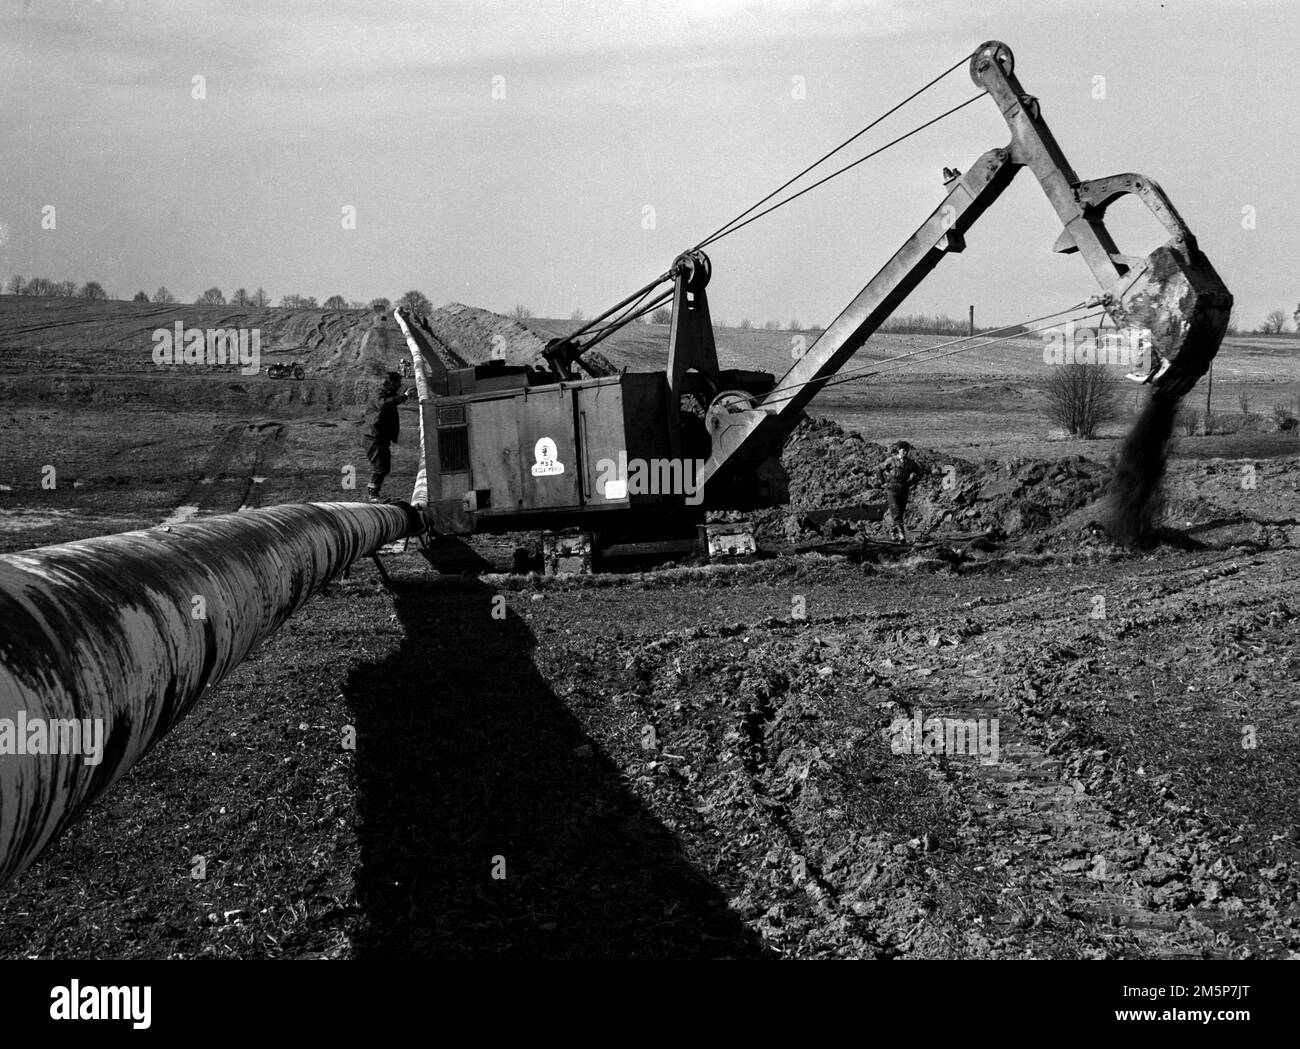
392 306 434 508
0 500 420 888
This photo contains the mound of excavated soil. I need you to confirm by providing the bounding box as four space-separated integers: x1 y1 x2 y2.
419 303 615 376
420 302 616 376
762 417 1109 542
421 302 544 368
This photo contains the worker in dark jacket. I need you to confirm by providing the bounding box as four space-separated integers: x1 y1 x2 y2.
361 371 413 501
874 440 924 542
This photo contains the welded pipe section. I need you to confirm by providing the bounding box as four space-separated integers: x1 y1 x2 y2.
0 500 419 888
392 307 433 508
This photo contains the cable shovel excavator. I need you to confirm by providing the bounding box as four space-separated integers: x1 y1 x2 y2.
0 39 1232 889
397 40 1231 569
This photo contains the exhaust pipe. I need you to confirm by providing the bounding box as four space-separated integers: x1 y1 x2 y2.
0 501 419 889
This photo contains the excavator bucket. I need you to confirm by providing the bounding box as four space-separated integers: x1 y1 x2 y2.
1107 239 1232 400
967 41 1233 401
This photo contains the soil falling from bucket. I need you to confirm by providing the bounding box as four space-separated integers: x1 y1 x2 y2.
1105 389 1178 547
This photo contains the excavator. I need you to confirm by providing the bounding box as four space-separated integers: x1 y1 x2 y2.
396 40 1231 570
0 40 1233 886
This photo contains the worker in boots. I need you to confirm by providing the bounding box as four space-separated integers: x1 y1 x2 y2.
875 440 924 542
361 371 413 502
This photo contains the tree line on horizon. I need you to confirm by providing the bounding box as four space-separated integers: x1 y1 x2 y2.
4 276 437 317
5 275 108 300
11 275 1296 336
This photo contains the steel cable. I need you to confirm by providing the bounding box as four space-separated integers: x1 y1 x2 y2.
758 301 1109 408
693 50 977 249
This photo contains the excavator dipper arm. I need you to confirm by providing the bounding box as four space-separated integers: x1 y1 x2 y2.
698 40 1231 502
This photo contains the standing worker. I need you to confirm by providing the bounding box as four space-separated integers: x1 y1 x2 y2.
361 371 415 502
874 440 924 542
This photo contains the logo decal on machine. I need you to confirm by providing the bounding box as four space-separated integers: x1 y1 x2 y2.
530 437 565 477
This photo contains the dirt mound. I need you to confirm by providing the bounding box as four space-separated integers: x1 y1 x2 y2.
422 303 616 376
764 417 1110 541
419 303 543 368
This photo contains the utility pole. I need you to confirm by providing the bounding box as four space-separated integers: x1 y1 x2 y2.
969 304 975 336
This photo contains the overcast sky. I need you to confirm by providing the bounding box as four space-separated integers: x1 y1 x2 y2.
0 0 1293 329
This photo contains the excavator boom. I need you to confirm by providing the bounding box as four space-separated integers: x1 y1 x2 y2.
698 40 1232 499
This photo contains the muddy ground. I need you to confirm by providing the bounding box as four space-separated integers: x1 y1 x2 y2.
1 542 1296 959
1 298 1297 958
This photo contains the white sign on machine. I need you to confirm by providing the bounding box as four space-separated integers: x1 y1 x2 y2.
530 437 565 477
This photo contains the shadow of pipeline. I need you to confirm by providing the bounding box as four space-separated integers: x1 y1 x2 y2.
344 576 764 959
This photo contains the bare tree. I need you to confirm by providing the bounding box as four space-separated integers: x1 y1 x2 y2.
789 318 801 331
569 308 586 322
56 280 79 297
323 295 348 309
251 287 270 307
24 277 54 296
230 288 251 306
739 318 753 330
1045 363 1119 438
508 303 532 320
132 290 150 303
650 307 672 324
1175 407 1193 436
369 297 391 311
197 287 225 305
762 319 779 331
399 290 432 317
5 275 23 295
1260 310 1288 334
79 281 107 300
154 286 178 304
